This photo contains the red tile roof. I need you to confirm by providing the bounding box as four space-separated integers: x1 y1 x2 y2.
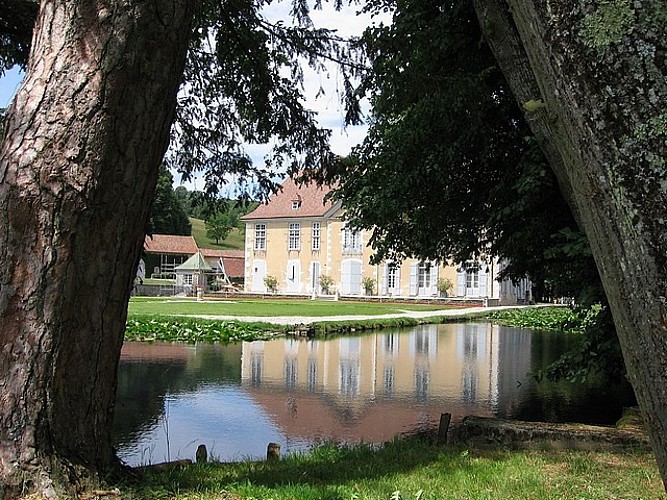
144 234 198 255
143 235 245 277
200 249 244 259
241 178 337 220
201 249 245 278
220 255 244 278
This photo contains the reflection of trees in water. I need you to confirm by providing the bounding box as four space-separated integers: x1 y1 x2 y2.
113 343 243 448
114 361 185 447
495 329 635 424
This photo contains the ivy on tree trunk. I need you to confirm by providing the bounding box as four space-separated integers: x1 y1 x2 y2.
474 0 667 488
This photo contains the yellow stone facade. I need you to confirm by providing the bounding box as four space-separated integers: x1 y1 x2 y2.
241 179 530 304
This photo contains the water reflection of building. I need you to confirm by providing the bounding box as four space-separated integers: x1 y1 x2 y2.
240 323 534 444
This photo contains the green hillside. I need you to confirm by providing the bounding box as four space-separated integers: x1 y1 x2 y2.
190 217 245 251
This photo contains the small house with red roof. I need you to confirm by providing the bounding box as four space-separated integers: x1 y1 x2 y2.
143 234 245 287
143 234 198 278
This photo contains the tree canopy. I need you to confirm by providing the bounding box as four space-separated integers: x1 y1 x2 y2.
320 0 597 304
0 0 37 75
148 165 192 236
165 0 363 200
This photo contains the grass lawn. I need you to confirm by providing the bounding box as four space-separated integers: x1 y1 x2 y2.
122 439 665 499
127 297 452 319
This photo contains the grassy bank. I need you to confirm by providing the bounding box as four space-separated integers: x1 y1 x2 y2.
125 300 580 342
127 297 451 318
121 437 663 499
125 297 488 341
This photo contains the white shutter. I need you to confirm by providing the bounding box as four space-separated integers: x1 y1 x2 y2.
350 261 362 294
430 262 439 296
409 263 418 296
341 260 351 294
479 265 488 297
310 262 321 293
381 264 388 295
457 267 466 296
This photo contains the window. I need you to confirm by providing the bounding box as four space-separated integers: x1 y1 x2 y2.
466 271 479 289
289 222 301 250
466 264 479 289
254 224 266 250
387 263 398 290
182 274 193 285
343 227 362 253
311 222 321 251
418 262 431 289
291 199 301 209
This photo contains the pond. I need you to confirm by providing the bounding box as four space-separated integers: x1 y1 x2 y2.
113 322 634 466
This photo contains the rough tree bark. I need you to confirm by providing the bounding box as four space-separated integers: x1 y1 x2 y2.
0 1 191 496
474 0 667 487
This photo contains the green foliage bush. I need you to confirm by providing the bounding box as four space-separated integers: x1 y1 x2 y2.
362 276 376 295
264 275 278 293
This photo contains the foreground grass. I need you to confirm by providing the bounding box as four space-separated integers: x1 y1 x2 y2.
127 297 451 319
121 438 664 499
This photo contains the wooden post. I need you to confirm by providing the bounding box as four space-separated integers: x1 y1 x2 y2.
196 444 208 464
267 442 281 461
438 413 452 444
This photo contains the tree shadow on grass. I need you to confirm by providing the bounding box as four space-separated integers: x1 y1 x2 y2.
136 435 466 495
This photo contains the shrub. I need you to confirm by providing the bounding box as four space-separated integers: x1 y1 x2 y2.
264 275 278 293
362 276 376 295
319 274 334 294
437 277 453 296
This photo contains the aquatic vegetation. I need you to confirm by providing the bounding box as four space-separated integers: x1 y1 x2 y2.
125 316 278 343
487 305 601 333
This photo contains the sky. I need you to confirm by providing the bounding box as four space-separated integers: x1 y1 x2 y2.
0 2 389 192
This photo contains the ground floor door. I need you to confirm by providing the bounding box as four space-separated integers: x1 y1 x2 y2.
341 259 362 295
465 267 480 296
286 260 301 293
310 261 321 294
417 262 433 296
384 263 400 295
252 260 267 292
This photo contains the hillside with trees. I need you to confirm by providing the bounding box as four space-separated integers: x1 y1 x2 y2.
148 165 255 250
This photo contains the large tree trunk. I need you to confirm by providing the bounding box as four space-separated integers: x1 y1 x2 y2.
0 1 191 496
474 0 667 487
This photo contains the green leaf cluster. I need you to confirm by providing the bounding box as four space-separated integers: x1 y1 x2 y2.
205 210 238 244
168 0 360 200
0 0 37 75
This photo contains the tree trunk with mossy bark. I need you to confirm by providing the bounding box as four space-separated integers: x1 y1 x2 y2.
473 0 667 488
0 1 191 496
